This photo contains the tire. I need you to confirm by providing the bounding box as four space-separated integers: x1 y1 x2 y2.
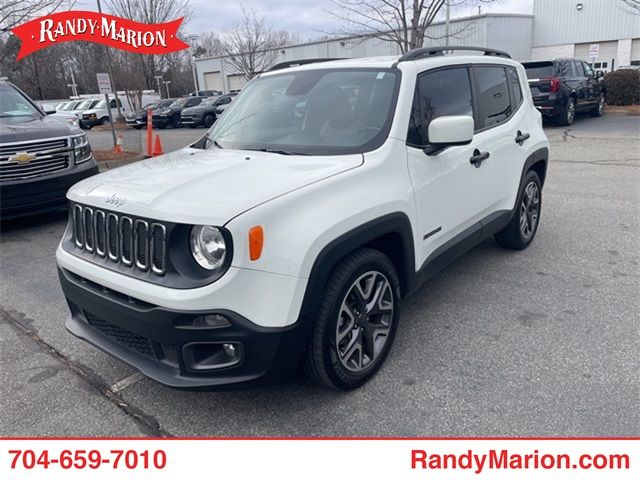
303 248 401 390
171 115 182 128
495 170 542 250
100 117 110 125
133 125 143 130
590 93 605 117
203 114 215 128
557 97 575 126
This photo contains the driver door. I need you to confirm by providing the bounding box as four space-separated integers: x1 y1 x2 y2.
406 66 490 267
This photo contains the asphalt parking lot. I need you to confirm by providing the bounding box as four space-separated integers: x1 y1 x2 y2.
1 112 638 437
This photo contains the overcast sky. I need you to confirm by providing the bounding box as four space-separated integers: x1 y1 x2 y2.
76 0 534 39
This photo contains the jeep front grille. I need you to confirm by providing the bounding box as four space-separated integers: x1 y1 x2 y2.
0 137 71 181
72 204 167 275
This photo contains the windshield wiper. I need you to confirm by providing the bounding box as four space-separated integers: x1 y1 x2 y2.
250 147 310 156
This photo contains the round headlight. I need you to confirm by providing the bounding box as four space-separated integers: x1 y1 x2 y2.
190 225 226 270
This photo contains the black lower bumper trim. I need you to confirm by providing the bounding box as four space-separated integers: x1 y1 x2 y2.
58 267 310 390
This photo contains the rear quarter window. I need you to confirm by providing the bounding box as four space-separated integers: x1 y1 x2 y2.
475 66 512 129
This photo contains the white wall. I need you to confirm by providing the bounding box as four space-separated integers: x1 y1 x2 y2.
530 44 575 60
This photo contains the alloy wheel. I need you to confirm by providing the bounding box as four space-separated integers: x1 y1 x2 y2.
519 181 540 240
335 271 394 372
567 100 575 124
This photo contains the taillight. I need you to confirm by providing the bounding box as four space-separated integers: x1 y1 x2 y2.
542 77 561 94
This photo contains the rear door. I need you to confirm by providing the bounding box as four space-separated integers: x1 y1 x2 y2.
474 65 529 212
580 61 598 106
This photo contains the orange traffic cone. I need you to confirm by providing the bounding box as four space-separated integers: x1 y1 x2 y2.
113 132 124 153
152 133 164 156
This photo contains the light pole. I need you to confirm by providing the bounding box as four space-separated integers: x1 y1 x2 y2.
185 34 199 94
96 0 122 118
155 75 163 98
64 61 78 97
163 80 171 98
445 0 450 47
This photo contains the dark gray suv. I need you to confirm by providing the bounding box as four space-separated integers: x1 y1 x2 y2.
0 81 99 220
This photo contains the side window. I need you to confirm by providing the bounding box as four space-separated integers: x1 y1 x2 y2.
475 66 511 129
507 67 522 108
583 62 595 77
574 61 585 76
406 67 473 146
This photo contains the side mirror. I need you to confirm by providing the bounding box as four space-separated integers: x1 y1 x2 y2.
596 70 604 79
45 109 57 115
424 115 474 155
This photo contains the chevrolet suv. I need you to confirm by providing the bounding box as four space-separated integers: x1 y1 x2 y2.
56 48 549 390
522 58 605 125
1 81 98 220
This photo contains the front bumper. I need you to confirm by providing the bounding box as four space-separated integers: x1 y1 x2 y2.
1 160 98 220
58 267 309 389
180 114 203 126
125 117 145 127
80 117 102 129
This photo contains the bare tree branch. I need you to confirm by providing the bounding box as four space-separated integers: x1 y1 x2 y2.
327 0 494 53
0 0 76 31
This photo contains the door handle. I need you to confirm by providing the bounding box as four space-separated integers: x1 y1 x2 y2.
470 149 490 168
515 130 530 146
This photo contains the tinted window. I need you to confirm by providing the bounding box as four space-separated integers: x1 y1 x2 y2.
407 67 473 145
556 61 576 77
186 98 203 107
523 61 555 78
507 67 522 108
475 66 511 128
574 61 585 76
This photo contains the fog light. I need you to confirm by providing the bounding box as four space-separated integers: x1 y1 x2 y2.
193 314 230 328
223 343 236 357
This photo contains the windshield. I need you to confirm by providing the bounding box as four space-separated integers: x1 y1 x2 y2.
94 99 107 109
61 100 82 111
75 99 96 110
202 96 220 105
142 102 159 110
0 84 42 122
170 98 189 108
523 62 556 78
207 68 400 155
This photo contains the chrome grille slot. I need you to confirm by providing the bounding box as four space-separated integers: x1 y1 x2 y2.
94 210 106 257
134 220 149 270
107 213 119 260
73 205 84 247
150 223 166 274
83 208 94 252
70 204 167 276
120 216 133 265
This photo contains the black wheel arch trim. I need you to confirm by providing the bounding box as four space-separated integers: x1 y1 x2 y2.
517 147 548 201
299 212 415 318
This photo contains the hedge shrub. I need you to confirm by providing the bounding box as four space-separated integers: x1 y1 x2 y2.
603 69 640 105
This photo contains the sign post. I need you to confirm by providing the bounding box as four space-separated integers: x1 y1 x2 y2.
96 72 117 149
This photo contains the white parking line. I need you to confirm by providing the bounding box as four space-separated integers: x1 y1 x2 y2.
109 372 145 393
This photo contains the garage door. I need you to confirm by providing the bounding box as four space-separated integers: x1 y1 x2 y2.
575 41 617 72
204 72 222 91
228 74 246 92
631 39 640 65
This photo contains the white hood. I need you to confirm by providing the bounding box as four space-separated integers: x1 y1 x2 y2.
68 147 363 225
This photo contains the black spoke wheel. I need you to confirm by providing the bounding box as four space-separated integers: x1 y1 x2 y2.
303 248 401 390
495 170 542 250
203 114 215 128
558 98 575 126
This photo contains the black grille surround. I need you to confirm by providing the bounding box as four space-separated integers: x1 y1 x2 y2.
63 202 233 289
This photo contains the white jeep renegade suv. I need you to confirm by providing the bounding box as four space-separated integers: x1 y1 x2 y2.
56 47 549 390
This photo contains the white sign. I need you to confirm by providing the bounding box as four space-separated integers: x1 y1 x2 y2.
589 44 600 58
96 73 112 94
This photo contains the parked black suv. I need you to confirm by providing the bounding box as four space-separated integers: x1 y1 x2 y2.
152 96 206 128
522 58 605 125
0 81 98 220
180 94 235 128
125 99 176 129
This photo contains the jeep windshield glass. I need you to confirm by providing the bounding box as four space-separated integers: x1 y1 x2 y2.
206 68 400 155
0 84 42 123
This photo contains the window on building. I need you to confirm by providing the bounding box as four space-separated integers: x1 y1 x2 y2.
475 66 511 129
407 67 473 146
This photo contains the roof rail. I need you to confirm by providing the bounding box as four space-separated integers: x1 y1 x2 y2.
398 46 511 62
269 58 345 71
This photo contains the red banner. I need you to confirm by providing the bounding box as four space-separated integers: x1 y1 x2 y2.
11 11 189 60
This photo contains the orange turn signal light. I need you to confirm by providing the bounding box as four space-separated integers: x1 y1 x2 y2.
249 226 264 261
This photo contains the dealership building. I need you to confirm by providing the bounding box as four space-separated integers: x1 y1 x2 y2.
194 0 640 93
